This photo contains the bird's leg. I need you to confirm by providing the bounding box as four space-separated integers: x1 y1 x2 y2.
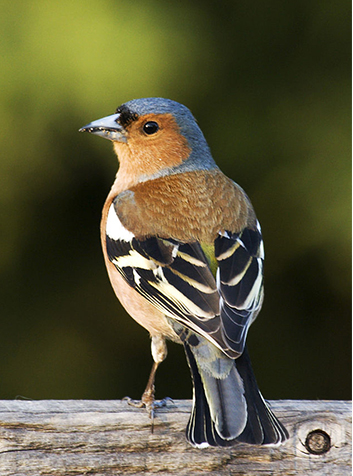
124 336 172 432
124 361 172 432
140 361 159 412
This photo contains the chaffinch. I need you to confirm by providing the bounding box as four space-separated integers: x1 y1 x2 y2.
79 97 288 447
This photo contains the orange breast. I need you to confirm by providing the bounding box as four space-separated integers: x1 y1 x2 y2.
114 169 256 243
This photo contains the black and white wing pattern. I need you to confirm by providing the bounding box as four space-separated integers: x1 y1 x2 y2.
215 223 264 356
105 198 264 358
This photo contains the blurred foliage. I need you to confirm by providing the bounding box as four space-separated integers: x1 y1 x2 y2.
0 0 350 401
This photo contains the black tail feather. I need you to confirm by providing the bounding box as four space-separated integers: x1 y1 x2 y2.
233 346 288 445
184 343 233 447
184 342 288 447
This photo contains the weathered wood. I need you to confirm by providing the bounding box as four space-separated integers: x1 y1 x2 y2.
0 399 350 475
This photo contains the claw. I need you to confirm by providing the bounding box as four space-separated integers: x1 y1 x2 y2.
123 360 173 433
123 395 174 433
122 396 145 408
153 397 174 408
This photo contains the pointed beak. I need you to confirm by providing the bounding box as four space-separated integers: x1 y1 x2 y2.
79 113 127 142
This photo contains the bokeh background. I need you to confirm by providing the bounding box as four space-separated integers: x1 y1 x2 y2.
0 1 351 402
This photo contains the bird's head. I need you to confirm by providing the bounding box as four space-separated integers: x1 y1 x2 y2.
80 98 216 184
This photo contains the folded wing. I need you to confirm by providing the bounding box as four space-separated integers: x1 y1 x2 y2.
106 198 264 358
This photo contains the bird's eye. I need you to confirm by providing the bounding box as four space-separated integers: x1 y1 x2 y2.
143 121 159 135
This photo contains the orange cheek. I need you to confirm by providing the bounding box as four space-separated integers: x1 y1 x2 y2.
113 114 191 182
130 131 191 171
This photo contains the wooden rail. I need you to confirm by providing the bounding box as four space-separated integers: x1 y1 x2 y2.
0 399 351 475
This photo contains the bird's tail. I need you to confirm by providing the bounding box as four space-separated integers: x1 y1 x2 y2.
183 342 288 447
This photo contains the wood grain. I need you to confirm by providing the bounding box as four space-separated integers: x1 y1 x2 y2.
0 400 350 475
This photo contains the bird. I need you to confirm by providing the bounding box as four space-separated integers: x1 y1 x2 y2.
79 97 288 447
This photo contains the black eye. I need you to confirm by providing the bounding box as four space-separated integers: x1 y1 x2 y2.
143 121 159 135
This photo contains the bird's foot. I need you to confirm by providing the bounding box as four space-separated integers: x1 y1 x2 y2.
123 392 173 433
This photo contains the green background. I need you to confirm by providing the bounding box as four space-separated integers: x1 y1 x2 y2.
0 1 351 402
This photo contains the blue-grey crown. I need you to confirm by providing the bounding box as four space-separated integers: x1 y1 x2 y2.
120 97 217 173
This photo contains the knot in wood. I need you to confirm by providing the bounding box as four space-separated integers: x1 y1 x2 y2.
305 429 331 455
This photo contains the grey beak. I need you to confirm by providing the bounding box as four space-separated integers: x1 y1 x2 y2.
79 113 127 142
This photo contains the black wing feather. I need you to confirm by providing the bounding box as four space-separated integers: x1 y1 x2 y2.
106 203 264 358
